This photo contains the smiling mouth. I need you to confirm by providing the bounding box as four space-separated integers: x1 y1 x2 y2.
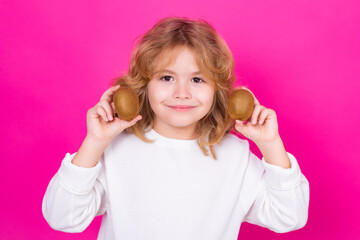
167 105 196 112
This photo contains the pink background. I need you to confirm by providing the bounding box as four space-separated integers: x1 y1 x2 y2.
1 0 359 239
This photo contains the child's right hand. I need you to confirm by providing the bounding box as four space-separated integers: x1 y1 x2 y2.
86 85 142 143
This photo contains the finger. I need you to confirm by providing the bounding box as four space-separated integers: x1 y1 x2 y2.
100 85 121 102
258 108 270 125
251 105 265 125
240 86 260 105
111 102 116 113
95 105 109 122
99 100 114 121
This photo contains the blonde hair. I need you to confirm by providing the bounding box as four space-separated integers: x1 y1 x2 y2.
111 16 237 159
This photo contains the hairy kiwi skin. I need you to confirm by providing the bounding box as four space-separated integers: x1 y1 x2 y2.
228 89 255 121
113 87 139 121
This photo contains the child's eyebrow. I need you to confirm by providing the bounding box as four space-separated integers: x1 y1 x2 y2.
161 69 202 76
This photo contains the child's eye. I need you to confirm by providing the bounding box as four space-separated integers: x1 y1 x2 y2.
160 76 174 82
191 77 204 83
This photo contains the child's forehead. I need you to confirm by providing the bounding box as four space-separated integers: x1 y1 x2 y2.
153 46 202 74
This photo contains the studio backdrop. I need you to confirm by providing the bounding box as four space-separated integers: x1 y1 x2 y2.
1 0 359 239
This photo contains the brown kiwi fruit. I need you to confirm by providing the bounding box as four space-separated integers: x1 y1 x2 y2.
228 89 255 121
113 87 139 121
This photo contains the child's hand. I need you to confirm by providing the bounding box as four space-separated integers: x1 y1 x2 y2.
86 85 142 142
234 87 280 145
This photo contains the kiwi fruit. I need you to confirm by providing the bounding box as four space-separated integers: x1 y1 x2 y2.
228 89 255 121
113 87 139 121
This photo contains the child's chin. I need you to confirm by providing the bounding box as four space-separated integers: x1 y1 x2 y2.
169 120 198 128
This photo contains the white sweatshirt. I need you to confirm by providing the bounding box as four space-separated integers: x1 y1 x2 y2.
42 129 309 240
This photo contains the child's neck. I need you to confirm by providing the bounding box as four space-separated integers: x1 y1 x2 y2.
152 123 197 140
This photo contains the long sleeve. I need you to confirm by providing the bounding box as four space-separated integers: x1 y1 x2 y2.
242 145 310 233
42 152 108 233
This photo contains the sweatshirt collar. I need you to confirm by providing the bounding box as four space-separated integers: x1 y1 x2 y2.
144 128 198 150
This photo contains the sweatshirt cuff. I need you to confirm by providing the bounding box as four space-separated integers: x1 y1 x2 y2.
57 152 102 195
261 152 302 190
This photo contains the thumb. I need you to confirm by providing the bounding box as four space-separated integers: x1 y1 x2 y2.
117 114 142 130
235 119 245 128
123 115 143 128
108 115 142 136
234 120 249 135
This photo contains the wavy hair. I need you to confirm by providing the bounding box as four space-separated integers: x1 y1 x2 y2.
111 16 237 159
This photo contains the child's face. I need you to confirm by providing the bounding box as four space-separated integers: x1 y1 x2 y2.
147 47 215 137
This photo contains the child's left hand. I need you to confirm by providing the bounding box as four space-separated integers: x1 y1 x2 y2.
234 87 280 145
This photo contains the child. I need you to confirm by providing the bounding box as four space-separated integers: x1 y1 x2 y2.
42 16 309 239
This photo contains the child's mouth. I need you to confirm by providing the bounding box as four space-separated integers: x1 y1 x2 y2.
167 105 196 112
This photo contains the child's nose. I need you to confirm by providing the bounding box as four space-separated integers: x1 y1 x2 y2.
173 81 192 100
